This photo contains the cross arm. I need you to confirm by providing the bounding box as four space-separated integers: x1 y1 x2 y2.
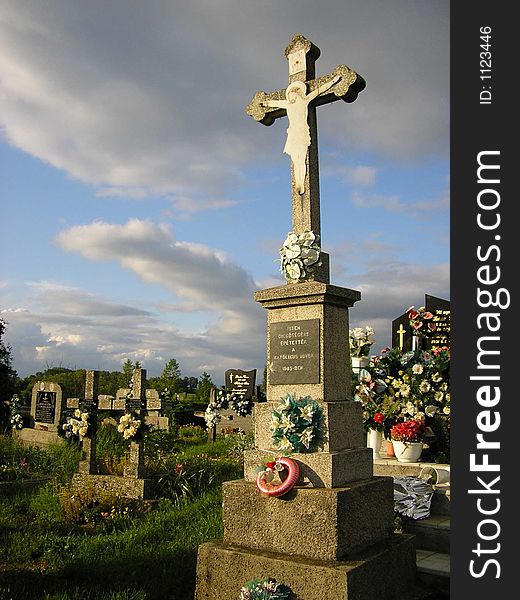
309 65 366 108
246 89 287 126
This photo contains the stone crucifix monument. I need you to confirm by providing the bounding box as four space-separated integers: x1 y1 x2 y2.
195 35 417 600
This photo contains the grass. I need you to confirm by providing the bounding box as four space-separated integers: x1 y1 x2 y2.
0 431 248 599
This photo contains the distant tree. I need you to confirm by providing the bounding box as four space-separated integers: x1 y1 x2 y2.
120 359 135 388
0 317 20 426
196 371 214 403
160 358 182 392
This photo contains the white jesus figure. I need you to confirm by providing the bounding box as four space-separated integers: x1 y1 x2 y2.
264 75 341 194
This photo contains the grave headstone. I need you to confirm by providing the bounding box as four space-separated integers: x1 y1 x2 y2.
225 369 257 400
15 381 65 448
426 294 451 349
391 294 450 352
196 34 416 600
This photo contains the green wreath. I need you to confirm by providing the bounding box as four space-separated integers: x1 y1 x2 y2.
270 393 323 453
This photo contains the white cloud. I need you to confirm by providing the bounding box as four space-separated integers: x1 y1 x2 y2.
0 1 449 204
351 190 449 218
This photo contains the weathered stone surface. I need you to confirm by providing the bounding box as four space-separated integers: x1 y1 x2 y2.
195 535 416 600
97 395 114 410
253 400 364 453
14 427 62 449
255 282 360 403
71 473 156 500
222 479 394 560
244 448 372 488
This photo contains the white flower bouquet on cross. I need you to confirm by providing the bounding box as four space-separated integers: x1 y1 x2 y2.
279 230 321 281
349 325 375 357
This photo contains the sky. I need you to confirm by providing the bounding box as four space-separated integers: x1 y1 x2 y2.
0 0 450 384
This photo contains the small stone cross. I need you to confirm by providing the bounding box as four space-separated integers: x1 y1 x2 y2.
77 370 100 475
246 34 365 244
126 368 147 412
396 323 406 351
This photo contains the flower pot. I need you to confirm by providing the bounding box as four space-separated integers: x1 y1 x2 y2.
351 356 370 374
392 440 423 463
385 439 395 457
367 428 383 460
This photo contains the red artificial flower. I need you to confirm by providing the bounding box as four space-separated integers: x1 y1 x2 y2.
408 311 419 321
427 322 437 332
405 306 415 313
423 311 434 319
412 321 424 330
373 412 385 424
265 461 276 469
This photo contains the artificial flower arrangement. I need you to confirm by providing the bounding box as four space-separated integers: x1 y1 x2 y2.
239 577 292 600
9 394 24 430
353 369 401 437
390 419 426 443
270 393 323 453
204 388 253 430
61 407 91 440
354 346 450 460
349 325 375 357
117 412 145 440
279 230 322 281
406 305 437 336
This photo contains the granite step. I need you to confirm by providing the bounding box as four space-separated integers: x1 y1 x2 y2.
405 515 450 554
416 549 450 598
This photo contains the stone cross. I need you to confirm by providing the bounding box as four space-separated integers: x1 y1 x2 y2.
246 34 365 245
77 370 100 475
124 368 147 479
396 323 406 351
126 368 147 412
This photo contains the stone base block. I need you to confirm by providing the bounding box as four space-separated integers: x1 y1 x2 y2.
253 401 365 453
72 473 156 500
244 448 373 488
195 534 417 600
15 428 63 449
222 478 394 560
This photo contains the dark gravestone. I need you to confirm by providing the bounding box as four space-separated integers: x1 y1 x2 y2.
225 369 257 400
425 294 451 349
35 392 56 424
391 294 450 352
269 319 320 385
392 313 412 351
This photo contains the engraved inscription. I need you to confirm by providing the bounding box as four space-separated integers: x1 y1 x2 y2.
269 319 320 384
35 391 56 424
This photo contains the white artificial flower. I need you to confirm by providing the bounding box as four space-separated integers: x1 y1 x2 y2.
299 403 315 422
299 427 315 449
400 384 411 398
285 262 302 280
74 409 82 418
277 436 293 452
432 372 442 383
443 406 451 415
419 381 431 393
81 412 89 422
79 426 88 437
425 405 438 417
280 413 295 433
412 364 424 375
434 391 444 402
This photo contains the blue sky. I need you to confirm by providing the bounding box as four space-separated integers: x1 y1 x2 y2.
0 0 449 383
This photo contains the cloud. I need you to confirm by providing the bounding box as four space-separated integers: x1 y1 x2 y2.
351 190 449 218
0 0 449 205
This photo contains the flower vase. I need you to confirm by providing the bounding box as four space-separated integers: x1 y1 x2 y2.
412 335 426 351
368 428 383 460
393 440 423 463
351 355 370 375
